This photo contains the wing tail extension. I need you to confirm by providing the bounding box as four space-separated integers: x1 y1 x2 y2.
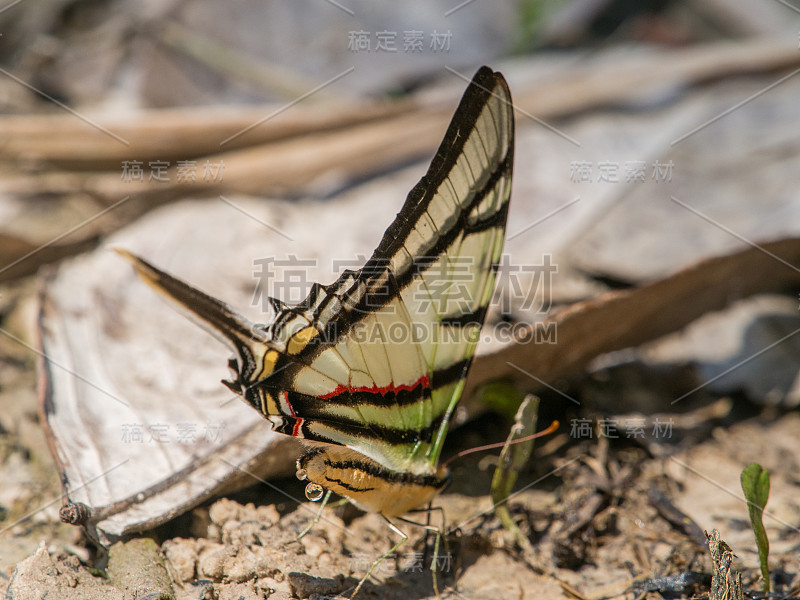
114 248 267 393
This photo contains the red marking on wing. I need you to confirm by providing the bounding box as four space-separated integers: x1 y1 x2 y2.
279 391 304 437
317 374 430 399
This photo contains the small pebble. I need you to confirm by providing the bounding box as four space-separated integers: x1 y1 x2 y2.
196 543 230 580
163 538 198 582
288 572 345 598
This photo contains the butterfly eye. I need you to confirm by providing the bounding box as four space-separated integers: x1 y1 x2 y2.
296 468 308 481
305 483 324 502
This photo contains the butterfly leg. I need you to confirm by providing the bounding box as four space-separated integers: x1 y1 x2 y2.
410 504 446 565
295 489 332 541
432 526 444 600
398 509 449 600
350 516 408 598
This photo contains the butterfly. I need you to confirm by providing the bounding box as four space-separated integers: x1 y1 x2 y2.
117 65 514 596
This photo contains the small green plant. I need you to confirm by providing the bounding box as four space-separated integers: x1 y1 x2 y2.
740 463 771 592
491 394 539 547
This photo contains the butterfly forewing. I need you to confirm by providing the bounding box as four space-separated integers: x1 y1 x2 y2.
258 67 514 472
119 66 514 479
371 67 514 464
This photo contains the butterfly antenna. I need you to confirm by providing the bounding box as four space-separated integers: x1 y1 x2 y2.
441 420 559 469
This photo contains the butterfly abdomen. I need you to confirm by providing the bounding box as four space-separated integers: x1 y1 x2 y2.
297 446 450 518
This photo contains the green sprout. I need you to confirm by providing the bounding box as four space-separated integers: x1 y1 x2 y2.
490 394 539 548
479 385 556 547
740 463 771 592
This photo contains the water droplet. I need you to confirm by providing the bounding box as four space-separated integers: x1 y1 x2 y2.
296 468 307 481
305 483 324 502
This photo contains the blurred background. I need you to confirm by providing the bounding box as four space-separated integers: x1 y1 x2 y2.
1 0 796 109
2 0 799 283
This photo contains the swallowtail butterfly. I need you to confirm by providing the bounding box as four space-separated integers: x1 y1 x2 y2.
118 65 514 595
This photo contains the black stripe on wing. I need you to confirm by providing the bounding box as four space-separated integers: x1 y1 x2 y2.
373 66 508 262
271 412 446 446
272 66 513 365
374 155 511 294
